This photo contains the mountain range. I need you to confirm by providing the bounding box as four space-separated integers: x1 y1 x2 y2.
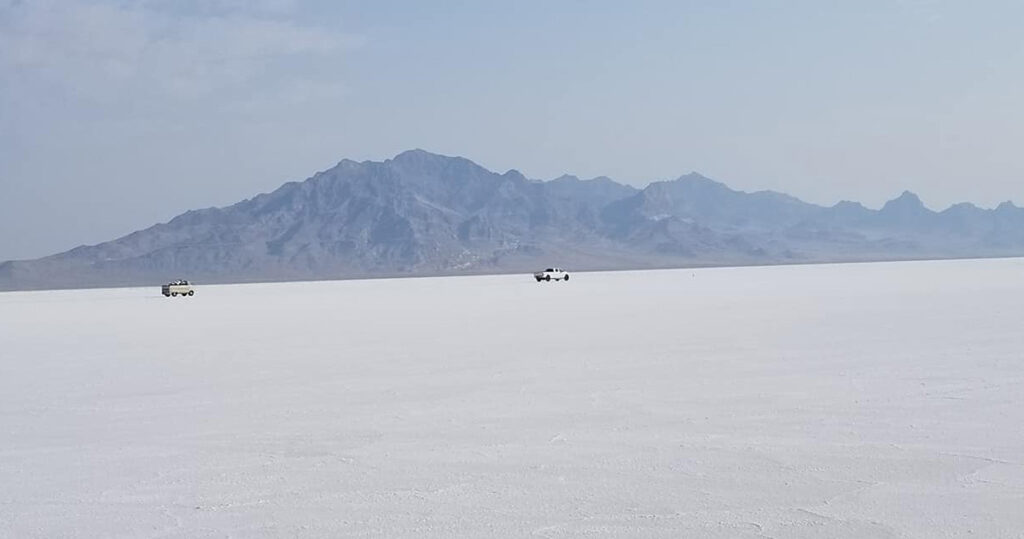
3 149 1024 291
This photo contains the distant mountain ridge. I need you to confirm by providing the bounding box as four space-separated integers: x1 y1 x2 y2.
3 149 1024 291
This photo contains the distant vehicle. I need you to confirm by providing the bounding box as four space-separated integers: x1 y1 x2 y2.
534 268 570 282
162 280 195 297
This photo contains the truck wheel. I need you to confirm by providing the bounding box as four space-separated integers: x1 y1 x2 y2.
545 275 551 281
188 290 194 296
564 275 569 281
171 292 178 297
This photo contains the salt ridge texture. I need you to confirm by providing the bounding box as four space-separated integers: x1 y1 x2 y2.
2 259 1023 537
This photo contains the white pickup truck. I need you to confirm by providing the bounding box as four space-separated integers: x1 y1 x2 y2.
534 268 570 282
161 280 195 297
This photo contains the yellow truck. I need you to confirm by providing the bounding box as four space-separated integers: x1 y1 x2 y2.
161 280 195 297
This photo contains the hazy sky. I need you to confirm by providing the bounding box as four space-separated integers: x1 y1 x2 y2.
2 1 1023 260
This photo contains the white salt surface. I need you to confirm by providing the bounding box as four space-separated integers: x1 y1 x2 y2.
2 259 1024 538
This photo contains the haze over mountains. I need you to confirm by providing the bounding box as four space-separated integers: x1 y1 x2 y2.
3 149 1024 291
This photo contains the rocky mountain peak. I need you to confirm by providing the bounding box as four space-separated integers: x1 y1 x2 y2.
883 190 926 210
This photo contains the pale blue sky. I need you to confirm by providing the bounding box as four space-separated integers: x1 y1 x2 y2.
2 0 1023 260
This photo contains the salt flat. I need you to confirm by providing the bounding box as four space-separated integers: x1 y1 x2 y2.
2 259 1024 538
